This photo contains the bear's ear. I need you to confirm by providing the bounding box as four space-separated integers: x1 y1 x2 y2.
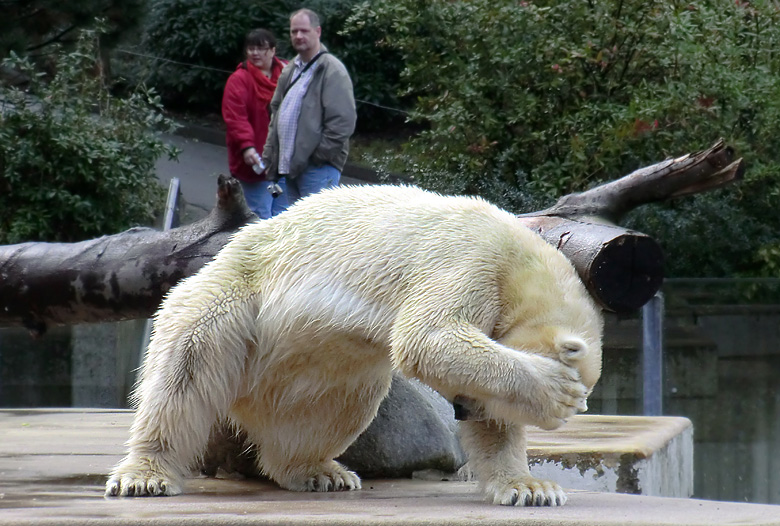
557 337 587 365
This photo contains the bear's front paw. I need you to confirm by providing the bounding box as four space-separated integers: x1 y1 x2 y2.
530 359 589 430
484 475 567 507
105 461 182 497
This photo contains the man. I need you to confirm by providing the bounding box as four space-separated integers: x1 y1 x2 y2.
262 8 357 205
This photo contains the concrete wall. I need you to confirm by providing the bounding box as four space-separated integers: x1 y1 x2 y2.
589 305 780 505
0 319 146 409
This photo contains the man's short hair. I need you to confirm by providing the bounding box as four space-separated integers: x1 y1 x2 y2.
290 8 321 28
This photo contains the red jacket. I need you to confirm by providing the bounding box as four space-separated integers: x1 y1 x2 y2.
221 57 286 182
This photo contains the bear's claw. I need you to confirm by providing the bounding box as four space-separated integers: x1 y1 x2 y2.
306 469 361 492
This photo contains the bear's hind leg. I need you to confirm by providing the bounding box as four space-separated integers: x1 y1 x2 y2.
460 419 567 506
232 400 368 492
239 339 392 493
106 288 254 497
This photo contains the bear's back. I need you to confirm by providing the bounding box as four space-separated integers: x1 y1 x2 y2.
221 185 580 296
235 185 539 265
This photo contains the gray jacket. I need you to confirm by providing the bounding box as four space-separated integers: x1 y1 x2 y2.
262 47 357 180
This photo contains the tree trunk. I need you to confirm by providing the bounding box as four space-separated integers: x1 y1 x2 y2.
517 216 664 313
0 141 744 333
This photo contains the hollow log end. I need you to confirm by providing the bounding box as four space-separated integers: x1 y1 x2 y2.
588 234 665 313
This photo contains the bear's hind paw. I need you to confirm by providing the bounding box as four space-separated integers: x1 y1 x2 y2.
280 461 362 492
485 477 567 507
105 471 182 497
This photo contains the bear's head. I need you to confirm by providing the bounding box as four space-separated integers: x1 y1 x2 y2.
451 323 603 424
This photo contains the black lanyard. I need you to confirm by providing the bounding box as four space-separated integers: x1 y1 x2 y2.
283 51 327 96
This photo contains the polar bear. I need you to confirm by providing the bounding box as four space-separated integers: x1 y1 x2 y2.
105 184 603 507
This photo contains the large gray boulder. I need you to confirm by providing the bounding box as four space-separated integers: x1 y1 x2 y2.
338 374 467 478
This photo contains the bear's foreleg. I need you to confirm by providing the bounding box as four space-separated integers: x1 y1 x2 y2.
460 419 567 506
391 320 588 431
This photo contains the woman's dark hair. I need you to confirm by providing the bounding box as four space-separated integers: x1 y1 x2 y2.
245 28 276 50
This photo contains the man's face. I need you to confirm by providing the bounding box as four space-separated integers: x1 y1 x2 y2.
290 13 321 56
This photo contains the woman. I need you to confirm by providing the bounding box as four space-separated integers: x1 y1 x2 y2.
222 29 288 219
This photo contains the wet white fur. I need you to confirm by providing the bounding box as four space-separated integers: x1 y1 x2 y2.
105 184 603 506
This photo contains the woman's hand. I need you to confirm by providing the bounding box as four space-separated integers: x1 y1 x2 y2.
243 147 259 166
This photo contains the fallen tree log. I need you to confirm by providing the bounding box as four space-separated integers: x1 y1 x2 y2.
0 140 744 333
517 217 664 314
0 175 254 335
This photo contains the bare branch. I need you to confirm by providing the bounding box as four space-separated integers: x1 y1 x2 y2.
528 139 744 223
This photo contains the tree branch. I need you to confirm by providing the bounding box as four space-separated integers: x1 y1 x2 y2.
516 139 743 311
516 216 663 313
528 139 744 223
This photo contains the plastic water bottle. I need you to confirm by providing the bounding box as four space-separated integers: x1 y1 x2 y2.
252 154 265 174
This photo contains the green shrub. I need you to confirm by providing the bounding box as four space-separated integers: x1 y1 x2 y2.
132 0 292 110
0 24 179 244
350 0 780 277
0 0 145 59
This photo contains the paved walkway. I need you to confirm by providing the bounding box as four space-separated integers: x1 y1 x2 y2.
154 127 372 217
2 409 779 525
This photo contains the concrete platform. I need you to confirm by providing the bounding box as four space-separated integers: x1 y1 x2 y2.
2 409 779 525
526 414 693 497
